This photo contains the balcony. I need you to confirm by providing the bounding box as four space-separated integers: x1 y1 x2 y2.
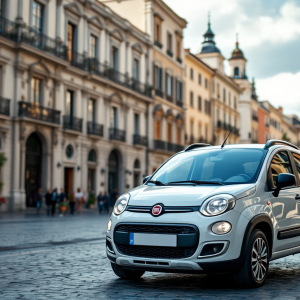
154 40 163 49
153 140 184 152
166 95 173 102
176 100 183 108
167 50 173 57
133 134 147 146
177 57 182 64
155 89 164 98
109 128 125 142
87 121 103 137
63 115 82 132
18 102 60 124
0 16 68 61
252 115 258 122
0 97 10 116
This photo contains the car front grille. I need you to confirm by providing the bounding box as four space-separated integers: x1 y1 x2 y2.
116 244 196 259
114 223 199 259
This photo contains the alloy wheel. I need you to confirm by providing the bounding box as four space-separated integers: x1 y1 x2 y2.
251 237 268 281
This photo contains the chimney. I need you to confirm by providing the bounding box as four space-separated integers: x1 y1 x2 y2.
278 106 283 114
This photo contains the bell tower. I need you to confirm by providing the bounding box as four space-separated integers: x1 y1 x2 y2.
229 34 247 79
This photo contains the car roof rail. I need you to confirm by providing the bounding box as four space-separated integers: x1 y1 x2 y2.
264 139 299 150
184 143 212 152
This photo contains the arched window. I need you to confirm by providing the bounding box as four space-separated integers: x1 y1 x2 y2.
134 159 140 169
234 67 239 78
88 149 97 162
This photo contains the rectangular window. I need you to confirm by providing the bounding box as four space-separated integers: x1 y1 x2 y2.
229 93 231 106
134 113 139 135
67 23 75 62
133 59 139 81
198 96 202 111
223 88 226 103
176 38 181 58
190 91 193 107
66 90 74 117
176 80 182 102
165 72 173 98
167 32 172 52
190 68 193 80
205 78 208 89
167 123 172 142
270 151 294 187
90 34 97 59
154 65 163 91
31 77 42 104
155 23 160 43
88 99 96 122
155 120 160 140
112 47 119 70
32 1 43 33
234 96 237 109
198 74 202 85
0 0 5 17
111 107 118 128
177 127 181 144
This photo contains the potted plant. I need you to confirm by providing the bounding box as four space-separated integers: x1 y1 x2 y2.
59 201 69 214
88 192 96 209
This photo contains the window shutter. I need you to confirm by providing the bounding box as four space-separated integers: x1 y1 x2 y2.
179 81 182 101
165 71 168 96
171 76 173 97
159 67 163 90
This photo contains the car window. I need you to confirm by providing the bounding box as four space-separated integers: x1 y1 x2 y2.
151 148 266 185
292 153 300 182
269 151 293 187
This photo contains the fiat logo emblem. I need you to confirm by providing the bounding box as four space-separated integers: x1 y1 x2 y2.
152 204 163 216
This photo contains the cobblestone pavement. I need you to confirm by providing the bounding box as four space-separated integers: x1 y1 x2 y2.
1 211 300 299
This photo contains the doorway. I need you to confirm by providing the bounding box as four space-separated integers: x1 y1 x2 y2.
25 133 42 207
88 168 95 193
64 167 74 199
108 150 119 194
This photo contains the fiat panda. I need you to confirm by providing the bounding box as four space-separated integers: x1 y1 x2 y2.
106 140 300 288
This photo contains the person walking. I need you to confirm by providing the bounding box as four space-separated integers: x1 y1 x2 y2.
97 191 104 214
75 188 84 214
103 191 110 214
45 189 52 216
51 188 58 216
69 190 76 215
36 188 43 214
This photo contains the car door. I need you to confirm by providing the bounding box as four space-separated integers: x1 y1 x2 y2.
269 150 300 252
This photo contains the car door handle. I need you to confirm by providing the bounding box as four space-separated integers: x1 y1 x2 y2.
295 194 300 200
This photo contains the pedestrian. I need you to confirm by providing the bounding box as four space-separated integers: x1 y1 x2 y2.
103 191 110 214
69 190 76 215
58 188 66 217
97 191 104 214
110 188 118 208
75 188 84 213
59 188 66 203
51 188 58 216
36 188 42 214
45 189 52 216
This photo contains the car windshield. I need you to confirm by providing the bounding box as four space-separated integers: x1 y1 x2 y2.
150 148 266 185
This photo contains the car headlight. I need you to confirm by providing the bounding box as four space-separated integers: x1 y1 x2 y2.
200 194 236 216
113 193 130 215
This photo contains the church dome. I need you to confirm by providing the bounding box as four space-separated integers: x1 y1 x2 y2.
230 40 245 60
200 17 221 54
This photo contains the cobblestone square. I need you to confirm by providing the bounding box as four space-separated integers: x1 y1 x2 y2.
1 212 300 300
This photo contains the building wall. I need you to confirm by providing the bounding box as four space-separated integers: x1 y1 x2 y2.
258 105 270 144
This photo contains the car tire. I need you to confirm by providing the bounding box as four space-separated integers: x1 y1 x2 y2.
234 229 269 288
111 263 145 279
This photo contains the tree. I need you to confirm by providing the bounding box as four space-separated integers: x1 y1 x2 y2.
282 133 291 143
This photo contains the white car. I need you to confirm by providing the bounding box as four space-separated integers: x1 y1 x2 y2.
106 140 300 288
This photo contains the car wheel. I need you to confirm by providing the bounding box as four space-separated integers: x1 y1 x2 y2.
234 229 269 288
111 263 145 279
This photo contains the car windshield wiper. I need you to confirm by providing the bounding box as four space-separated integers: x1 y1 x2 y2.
147 180 166 186
167 180 224 186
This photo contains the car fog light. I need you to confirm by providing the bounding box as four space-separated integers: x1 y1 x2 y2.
107 219 112 231
212 221 231 235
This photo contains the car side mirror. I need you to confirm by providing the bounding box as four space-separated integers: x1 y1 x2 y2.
273 173 296 197
143 175 151 184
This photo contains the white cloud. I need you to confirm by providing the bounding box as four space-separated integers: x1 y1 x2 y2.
256 72 300 116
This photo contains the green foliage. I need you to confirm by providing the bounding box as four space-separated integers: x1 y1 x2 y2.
88 193 96 205
282 132 291 143
0 153 7 168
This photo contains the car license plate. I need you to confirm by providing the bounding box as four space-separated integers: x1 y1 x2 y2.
129 233 177 247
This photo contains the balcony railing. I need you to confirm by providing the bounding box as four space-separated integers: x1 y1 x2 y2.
154 40 163 49
167 50 173 57
63 115 82 132
154 140 184 152
133 134 147 146
155 89 163 98
87 121 103 137
18 102 60 124
109 128 125 142
0 97 10 116
177 57 182 64
252 115 258 122
176 100 183 108
166 95 173 102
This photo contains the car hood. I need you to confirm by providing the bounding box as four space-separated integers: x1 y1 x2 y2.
128 184 255 207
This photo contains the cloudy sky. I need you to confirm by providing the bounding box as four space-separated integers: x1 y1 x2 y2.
164 0 300 116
